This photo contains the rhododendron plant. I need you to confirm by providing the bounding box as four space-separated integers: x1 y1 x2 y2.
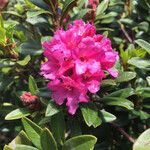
41 20 118 114
2 0 149 149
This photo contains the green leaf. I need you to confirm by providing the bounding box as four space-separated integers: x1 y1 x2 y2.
41 128 58 150
96 0 109 15
99 110 116 122
17 55 31 66
0 14 4 28
135 39 150 54
9 131 32 147
128 57 150 69
51 112 66 145
136 87 150 98
146 76 150 86
105 88 135 98
103 97 134 110
116 72 136 82
0 27 6 45
2 11 23 18
15 145 38 150
20 40 42 56
27 10 52 18
133 129 150 150
46 101 60 117
61 0 78 24
62 135 97 150
22 117 42 149
101 79 116 86
5 108 30 120
3 145 13 150
81 103 102 128
29 0 49 10
29 75 39 95
39 116 51 125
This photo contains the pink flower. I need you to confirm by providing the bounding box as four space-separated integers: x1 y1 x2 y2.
48 76 89 115
41 20 118 115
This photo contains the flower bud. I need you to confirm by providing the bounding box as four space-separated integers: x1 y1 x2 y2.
20 92 41 111
0 0 8 10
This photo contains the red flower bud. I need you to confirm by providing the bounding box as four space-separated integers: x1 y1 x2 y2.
20 92 41 111
0 0 8 10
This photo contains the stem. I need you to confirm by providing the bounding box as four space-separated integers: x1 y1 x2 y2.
118 22 133 43
110 122 135 143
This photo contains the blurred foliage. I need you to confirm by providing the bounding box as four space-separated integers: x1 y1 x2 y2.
0 0 150 150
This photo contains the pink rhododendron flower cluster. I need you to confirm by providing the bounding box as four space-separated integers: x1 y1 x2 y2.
41 20 118 115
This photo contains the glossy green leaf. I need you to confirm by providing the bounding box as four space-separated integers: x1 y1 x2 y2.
17 55 31 66
105 88 135 98
116 72 136 82
133 129 150 150
96 0 109 15
20 40 42 55
81 103 102 128
101 79 116 86
15 145 38 150
41 128 58 150
135 39 150 54
3 145 13 150
0 27 6 45
99 110 116 122
5 108 30 120
46 101 60 117
103 97 134 110
51 112 66 145
29 75 39 95
29 0 49 10
9 131 32 147
146 76 150 86
62 135 97 150
22 117 42 149
27 10 52 18
128 57 150 69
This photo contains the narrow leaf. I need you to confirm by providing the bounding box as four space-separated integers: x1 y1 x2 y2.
22 117 42 149
46 101 60 117
41 128 58 150
99 110 116 122
128 57 150 69
116 72 136 82
81 103 102 128
62 135 97 150
5 108 30 120
29 0 49 10
103 97 134 110
17 55 31 66
135 39 150 54
9 131 32 147
51 112 66 145
29 75 39 95
105 88 135 98
96 0 109 15
15 145 38 150
133 129 150 150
